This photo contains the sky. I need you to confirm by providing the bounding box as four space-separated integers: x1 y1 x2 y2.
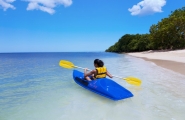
0 0 185 52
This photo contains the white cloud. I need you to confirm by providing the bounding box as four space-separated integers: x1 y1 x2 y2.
0 0 16 11
24 0 73 14
128 0 166 16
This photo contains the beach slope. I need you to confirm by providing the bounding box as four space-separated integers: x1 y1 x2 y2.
127 50 185 75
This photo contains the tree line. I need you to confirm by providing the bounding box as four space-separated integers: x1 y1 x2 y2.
106 7 185 53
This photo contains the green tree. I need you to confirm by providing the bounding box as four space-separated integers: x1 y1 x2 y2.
150 7 185 50
106 6 185 53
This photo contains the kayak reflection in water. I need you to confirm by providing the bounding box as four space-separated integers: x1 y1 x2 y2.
84 59 113 81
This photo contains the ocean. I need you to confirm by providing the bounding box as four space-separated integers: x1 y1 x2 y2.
0 52 185 120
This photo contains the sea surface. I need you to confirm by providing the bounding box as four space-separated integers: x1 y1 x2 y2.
0 52 185 120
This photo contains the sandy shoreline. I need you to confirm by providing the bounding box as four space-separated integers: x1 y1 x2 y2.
127 50 185 75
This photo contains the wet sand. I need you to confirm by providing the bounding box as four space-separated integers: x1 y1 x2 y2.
127 50 185 75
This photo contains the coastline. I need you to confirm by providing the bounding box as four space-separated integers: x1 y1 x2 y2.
126 49 185 76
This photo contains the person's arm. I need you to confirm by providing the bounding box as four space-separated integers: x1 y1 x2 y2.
106 70 113 78
84 68 96 77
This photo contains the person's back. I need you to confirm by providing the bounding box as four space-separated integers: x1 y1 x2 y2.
84 59 113 81
95 66 107 78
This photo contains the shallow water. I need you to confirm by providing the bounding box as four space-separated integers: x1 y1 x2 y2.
0 52 185 120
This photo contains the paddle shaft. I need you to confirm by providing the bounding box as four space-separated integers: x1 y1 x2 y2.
74 66 124 79
111 75 123 79
74 66 89 70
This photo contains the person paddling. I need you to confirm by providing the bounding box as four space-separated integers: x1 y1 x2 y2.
84 59 113 81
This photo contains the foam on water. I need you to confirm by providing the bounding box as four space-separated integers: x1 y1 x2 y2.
0 52 185 120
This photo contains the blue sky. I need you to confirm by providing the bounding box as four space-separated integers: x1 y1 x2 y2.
0 0 184 52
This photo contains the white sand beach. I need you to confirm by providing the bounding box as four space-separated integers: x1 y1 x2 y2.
127 49 185 75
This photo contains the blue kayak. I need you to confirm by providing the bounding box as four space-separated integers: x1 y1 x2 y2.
73 70 133 101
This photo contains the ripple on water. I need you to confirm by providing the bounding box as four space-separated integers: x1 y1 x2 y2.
0 53 185 120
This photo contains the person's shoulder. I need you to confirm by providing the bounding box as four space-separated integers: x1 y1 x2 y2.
91 69 96 72
103 66 107 69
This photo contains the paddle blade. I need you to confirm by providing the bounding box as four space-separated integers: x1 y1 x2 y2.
59 60 75 69
124 77 141 86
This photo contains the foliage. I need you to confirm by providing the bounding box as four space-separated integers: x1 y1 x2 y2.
105 34 151 52
106 7 185 53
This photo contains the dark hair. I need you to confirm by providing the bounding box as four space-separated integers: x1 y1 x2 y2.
94 59 104 67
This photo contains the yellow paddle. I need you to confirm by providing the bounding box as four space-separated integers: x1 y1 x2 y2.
59 60 142 86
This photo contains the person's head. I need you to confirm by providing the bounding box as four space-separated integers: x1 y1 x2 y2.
94 59 104 67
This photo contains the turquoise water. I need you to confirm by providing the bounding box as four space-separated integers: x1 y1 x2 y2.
0 52 185 120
